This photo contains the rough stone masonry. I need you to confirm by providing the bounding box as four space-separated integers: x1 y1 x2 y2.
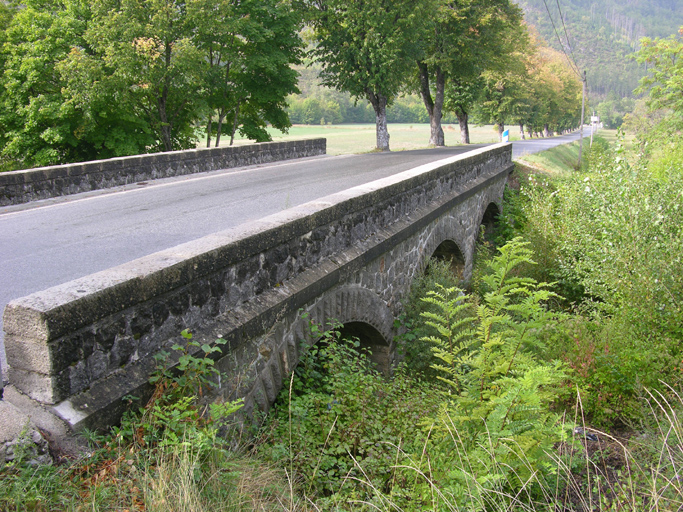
0 139 326 206
3 143 512 433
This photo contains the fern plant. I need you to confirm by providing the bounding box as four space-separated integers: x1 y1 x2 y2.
421 238 569 500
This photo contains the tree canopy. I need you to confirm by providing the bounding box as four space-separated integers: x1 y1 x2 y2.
0 0 303 169
415 0 526 146
0 0 589 169
309 0 423 151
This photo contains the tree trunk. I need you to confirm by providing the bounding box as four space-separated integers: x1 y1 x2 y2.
158 42 173 152
544 124 550 137
215 107 226 147
206 116 212 148
215 61 233 147
229 101 241 146
498 123 505 142
456 110 470 144
417 62 445 146
159 100 172 151
367 90 390 151
527 127 533 139
519 122 525 140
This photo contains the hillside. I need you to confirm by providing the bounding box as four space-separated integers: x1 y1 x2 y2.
515 0 682 98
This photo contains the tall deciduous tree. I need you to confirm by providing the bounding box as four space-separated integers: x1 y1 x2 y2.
0 0 304 168
444 77 482 144
416 0 525 146
191 0 302 148
310 0 421 151
520 37 582 137
0 0 100 167
85 0 206 152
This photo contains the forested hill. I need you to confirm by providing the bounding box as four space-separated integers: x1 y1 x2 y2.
515 0 682 98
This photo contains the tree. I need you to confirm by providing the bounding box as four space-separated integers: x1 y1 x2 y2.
310 0 422 151
634 27 683 131
444 76 483 144
191 0 302 147
0 0 101 167
523 42 581 137
0 0 17 168
84 0 206 152
0 0 304 168
415 0 525 146
475 64 527 141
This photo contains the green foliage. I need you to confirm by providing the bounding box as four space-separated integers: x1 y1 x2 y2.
257 317 441 501
420 239 569 498
595 94 635 129
287 89 432 125
635 28 683 119
517 0 680 99
194 0 303 147
511 126 683 426
0 425 80 510
119 329 242 452
396 258 461 380
413 0 526 145
309 0 424 149
0 329 248 510
0 0 303 168
0 0 113 168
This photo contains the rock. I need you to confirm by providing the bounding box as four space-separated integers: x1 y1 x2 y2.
574 426 599 442
0 399 51 466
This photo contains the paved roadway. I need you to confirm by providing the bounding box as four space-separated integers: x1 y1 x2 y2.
0 130 589 375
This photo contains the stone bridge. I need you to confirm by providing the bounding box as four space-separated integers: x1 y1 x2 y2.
3 143 513 431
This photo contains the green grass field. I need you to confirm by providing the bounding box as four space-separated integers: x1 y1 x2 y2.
224 123 521 155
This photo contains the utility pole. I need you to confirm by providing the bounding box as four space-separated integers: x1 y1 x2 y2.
578 70 586 168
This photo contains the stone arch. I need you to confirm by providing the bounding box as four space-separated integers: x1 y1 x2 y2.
480 201 501 232
429 238 466 281
245 284 395 415
305 285 395 347
337 322 391 375
414 214 471 284
476 201 502 248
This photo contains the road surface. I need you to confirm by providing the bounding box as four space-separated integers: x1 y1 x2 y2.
512 130 590 159
0 130 589 375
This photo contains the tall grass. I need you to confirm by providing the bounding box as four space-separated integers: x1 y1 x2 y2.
314 389 683 512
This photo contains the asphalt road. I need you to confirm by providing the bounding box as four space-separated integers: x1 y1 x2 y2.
512 129 591 159
0 130 589 375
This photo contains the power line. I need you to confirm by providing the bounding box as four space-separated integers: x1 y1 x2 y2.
540 0 587 160
540 0 582 78
555 0 581 75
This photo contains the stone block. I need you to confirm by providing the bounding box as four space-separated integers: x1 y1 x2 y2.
7 367 65 404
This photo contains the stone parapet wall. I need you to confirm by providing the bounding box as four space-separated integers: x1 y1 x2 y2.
0 139 326 206
3 143 512 431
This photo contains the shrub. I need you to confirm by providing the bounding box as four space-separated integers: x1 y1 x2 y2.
516 136 683 425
